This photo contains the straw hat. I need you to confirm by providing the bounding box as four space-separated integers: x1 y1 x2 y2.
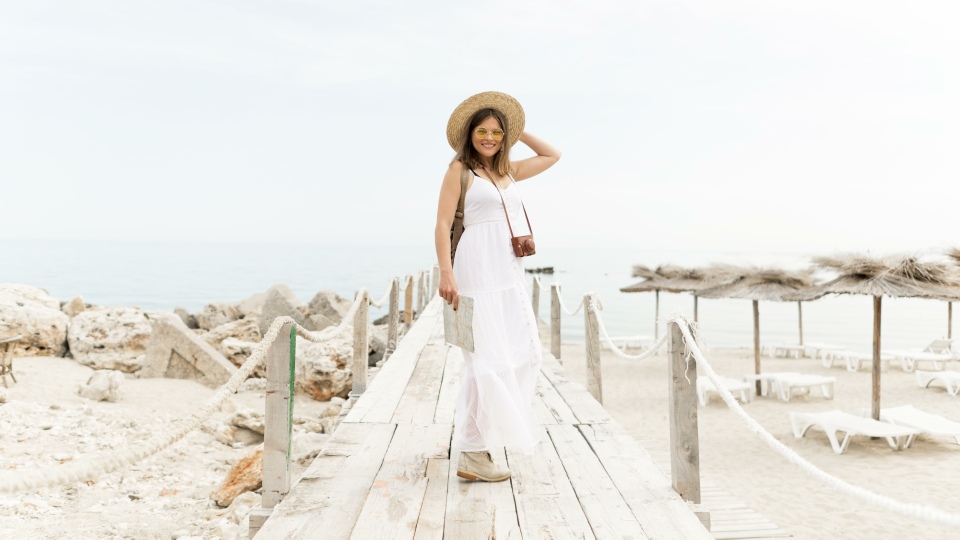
446 91 525 150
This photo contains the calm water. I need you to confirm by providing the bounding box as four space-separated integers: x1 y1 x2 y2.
0 240 953 353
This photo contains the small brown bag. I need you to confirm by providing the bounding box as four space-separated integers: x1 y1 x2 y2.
449 164 471 263
492 174 536 258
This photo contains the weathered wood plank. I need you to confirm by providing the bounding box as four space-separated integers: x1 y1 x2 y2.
539 351 611 424
444 448 521 539
507 426 595 539
532 391 558 425
349 424 451 539
433 346 463 425
262 321 295 508
390 343 447 426
546 424 649 538
412 459 449 540
578 423 713 539
584 293 603 403
344 298 442 424
536 373 579 425
667 321 701 504
256 423 396 539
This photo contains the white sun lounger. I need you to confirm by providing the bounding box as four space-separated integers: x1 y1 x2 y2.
697 376 753 406
887 350 952 372
790 410 920 454
821 350 893 372
803 342 845 360
773 373 836 401
763 343 806 358
877 405 960 445
915 370 960 397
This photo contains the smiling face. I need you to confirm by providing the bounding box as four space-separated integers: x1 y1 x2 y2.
471 115 503 161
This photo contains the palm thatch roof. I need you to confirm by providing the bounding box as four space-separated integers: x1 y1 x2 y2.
790 254 960 301
620 264 742 293
696 268 816 302
947 248 960 266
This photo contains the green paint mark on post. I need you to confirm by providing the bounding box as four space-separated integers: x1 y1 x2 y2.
287 325 296 464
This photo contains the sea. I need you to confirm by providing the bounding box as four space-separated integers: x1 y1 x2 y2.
0 239 954 353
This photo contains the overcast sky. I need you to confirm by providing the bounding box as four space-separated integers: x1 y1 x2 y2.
1 1 957 257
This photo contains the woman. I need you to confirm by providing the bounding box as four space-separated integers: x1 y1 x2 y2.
434 91 560 482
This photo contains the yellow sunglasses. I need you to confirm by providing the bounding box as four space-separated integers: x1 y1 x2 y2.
474 127 505 141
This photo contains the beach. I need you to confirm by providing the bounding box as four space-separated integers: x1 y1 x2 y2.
557 342 960 540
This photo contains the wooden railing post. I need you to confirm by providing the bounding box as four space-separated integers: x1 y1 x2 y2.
584 293 602 403
531 276 541 322
404 275 414 325
550 284 561 361
385 278 399 360
431 264 440 298
416 272 425 315
251 320 296 536
667 320 701 505
350 290 370 399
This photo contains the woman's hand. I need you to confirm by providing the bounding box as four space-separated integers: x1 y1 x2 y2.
439 270 459 310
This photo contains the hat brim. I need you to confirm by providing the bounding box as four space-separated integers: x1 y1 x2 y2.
446 91 525 151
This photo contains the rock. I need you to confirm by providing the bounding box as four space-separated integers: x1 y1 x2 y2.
214 425 239 446
173 307 198 329
227 491 260 524
238 377 267 393
202 319 261 352
230 409 264 435
195 302 239 331
296 335 353 401
368 325 389 366
78 370 124 402
0 284 69 357
306 312 337 332
238 284 299 320
61 296 86 317
220 338 264 377
306 291 352 325
293 432 330 466
141 316 239 388
67 307 159 372
212 446 263 507
258 287 311 337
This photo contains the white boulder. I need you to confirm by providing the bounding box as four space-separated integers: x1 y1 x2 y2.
67 307 160 372
296 334 353 401
0 284 69 357
195 303 239 331
78 370 125 402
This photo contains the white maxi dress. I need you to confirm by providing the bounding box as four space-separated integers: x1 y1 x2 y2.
452 171 542 455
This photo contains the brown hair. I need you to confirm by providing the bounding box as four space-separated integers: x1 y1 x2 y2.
451 108 513 177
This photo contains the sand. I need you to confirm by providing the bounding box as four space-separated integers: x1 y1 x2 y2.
557 342 960 540
0 356 341 540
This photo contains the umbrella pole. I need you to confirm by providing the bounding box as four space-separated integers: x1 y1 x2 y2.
694 295 699 323
798 301 804 346
753 300 761 395
655 290 660 341
949 302 953 339
872 296 881 421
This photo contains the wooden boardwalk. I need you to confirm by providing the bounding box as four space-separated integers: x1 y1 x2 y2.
256 297 712 539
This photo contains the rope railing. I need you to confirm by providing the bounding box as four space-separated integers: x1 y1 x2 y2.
0 265 441 501
575 288 960 529
670 316 960 529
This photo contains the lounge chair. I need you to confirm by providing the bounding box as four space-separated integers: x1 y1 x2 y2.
887 350 952 372
915 370 960 397
877 405 960 445
773 373 835 402
763 343 806 359
803 342 845 360
697 376 753 406
790 410 919 454
923 339 957 355
821 351 892 372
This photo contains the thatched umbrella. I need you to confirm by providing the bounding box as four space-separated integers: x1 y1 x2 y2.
792 254 960 420
620 264 739 339
696 268 816 395
946 248 960 339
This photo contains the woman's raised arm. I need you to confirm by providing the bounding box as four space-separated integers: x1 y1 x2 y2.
511 132 561 181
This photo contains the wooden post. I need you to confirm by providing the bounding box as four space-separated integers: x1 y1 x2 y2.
259 321 296 522
431 264 440 298
532 276 541 322
550 284 561 361
404 275 414 325
872 296 882 421
416 271 425 315
654 290 660 341
798 301 804 346
385 278 400 360
584 293 602 403
693 295 699 323
949 302 953 340
753 300 761 396
351 290 370 398
667 320 701 505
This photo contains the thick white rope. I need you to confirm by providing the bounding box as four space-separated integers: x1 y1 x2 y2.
670 316 960 529
557 291 585 316
0 289 372 495
588 296 667 360
368 278 396 309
